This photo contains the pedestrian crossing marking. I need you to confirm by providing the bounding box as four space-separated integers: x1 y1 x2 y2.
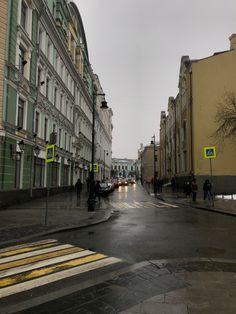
0 253 106 287
0 246 83 271
0 239 121 299
0 244 75 264
157 201 179 208
110 201 178 209
0 242 57 258
0 257 120 299
0 239 57 255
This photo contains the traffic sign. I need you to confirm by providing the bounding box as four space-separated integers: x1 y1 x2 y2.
90 162 99 173
204 146 216 159
46 144 55 163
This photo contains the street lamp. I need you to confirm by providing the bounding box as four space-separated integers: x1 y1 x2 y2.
88 93 108 211
103 150 108 181
151 135 157 194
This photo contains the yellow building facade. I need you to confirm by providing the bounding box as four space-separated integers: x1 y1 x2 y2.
160 35 236 194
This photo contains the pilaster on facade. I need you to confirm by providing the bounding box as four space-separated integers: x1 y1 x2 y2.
0 0 8 130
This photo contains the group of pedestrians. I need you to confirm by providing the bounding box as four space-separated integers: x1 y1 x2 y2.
74 177 101 202
183 178 212 202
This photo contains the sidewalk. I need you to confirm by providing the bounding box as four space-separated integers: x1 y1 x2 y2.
159 191 236 216
144 183 236 216
0 190 112 247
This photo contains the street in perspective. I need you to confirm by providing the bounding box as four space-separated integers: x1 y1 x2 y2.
0 0 236 313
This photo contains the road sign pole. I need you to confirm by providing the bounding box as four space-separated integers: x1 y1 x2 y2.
45 163 50 226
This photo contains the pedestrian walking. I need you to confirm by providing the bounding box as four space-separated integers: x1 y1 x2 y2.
171 177 176 192
183 180 191 198
75 178 82 198
94 180 101 202
86 177 90 193
191 178 198 202
203 179 212 200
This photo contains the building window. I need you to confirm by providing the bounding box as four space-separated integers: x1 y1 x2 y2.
44 118 48 141
21 1 27 29
35 111 40 134
54 87 57 106
34 157 45 187
58 128 61 147
51 162 59 187
37 68 42 87
46 77 50 99
19 46 26 75
64 132 67 150
62 164 69 186
60 94 63 112
69 136 71 152
38 28 43 47
17 98 24 129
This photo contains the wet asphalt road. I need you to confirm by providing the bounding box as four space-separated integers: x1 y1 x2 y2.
3 183 236 314
45 183 236 263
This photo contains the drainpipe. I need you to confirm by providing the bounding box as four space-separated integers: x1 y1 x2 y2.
189 69 194 175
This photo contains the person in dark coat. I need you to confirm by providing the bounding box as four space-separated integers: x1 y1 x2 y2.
191 178 198 202
75 178 82 197
94 180 101 202
203 179 212 200
183 180 191 198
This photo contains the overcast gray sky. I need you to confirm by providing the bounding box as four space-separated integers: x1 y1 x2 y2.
73 0 236 159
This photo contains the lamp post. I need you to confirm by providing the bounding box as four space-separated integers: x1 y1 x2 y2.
151 135 157 194
87 93 108 211
103 150 108 181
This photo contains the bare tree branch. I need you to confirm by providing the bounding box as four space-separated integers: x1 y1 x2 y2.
213 92 236 142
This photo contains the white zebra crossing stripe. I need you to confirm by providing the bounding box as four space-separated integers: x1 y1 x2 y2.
0 257 121 299
0 244 73 264
0 239 122 299
157 201 179 208
110 201 178 209
0 250 95 278
0 239 58 254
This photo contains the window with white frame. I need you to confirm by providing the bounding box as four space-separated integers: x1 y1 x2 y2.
17 98 25 129
60 94 63 112
54 86 58 107
47 38 52 62
58 128 62 147
21 1 27 30
35 111 40 135
44 117 48 141
64 132 67 150
69 136 71 152
46 77 50 99
18 45 26 75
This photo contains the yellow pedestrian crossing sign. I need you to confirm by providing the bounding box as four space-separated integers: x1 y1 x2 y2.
90 162 99 173
204 146 216 158
46 144 55 163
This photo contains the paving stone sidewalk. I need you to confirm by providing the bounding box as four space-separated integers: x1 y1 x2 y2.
119 258 236 314
0 191 112 246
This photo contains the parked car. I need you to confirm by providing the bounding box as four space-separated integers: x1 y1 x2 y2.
107 181 115 192
99 182 110 196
